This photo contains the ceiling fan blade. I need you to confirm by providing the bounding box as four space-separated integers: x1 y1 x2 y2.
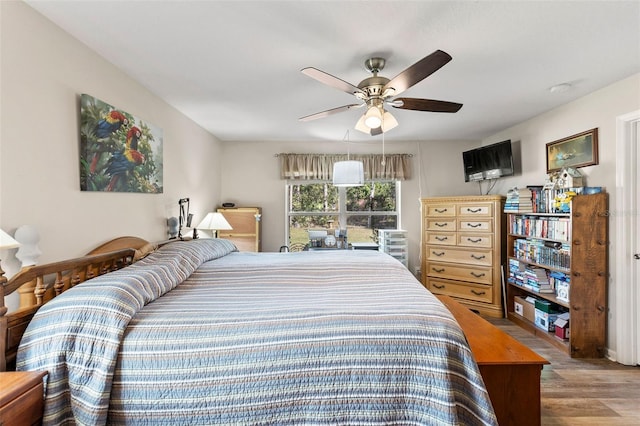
299 104 362 122
391 98 463 113
301 67 365 97
383 50 452 96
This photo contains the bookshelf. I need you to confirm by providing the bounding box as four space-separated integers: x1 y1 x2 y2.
506 192 608 357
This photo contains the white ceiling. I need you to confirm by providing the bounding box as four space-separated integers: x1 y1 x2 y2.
25 0 640 144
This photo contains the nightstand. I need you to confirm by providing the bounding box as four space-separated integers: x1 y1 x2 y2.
0 371 47 426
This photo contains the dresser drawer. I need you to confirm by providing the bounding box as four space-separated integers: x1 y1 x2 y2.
458 233 493 248
458 218 493 232
427 278 493 304
426 261 493 285
425 218 457 232
457 203 493 217
426 246 493 266
425 231 457 246
425 204 456 217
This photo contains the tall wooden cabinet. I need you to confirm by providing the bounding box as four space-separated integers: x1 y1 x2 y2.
506 192 608 357
421 195 506 318
216 207 262 252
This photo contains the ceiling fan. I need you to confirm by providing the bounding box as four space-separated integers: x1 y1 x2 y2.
299 50 462 135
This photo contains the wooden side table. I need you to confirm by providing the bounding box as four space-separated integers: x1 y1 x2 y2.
0 371 47 426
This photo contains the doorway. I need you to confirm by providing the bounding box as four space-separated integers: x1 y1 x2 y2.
615 110 640 365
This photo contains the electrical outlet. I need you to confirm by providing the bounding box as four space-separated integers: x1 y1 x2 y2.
414 267 421 276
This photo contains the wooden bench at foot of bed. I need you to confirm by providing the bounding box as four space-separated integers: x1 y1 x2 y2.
437 295 549 426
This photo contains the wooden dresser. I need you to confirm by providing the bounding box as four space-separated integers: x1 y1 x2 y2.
0 371 47 426
421 195 506 318
216 207 262 252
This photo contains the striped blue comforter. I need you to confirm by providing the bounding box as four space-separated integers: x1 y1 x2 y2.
17 239 497 425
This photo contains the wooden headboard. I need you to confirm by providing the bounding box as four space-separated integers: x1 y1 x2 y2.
1 236 154 371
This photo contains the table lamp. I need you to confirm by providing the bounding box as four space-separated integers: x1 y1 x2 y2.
0 229 21 315
196 212 233 238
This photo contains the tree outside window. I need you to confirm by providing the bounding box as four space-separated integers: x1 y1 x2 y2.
287 181 399 246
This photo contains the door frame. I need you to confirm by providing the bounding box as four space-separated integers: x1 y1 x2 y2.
614 110 639 365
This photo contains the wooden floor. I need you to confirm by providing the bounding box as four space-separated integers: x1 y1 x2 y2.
488 318 640 425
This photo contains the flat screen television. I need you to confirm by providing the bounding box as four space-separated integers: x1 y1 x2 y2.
463 140 514 182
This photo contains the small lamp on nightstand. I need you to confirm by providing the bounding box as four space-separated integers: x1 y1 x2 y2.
0 229 20 314
196 212 233 238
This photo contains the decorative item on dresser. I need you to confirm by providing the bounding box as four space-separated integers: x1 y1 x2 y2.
216 207 262 252
421 195 506 318
506 191 608 358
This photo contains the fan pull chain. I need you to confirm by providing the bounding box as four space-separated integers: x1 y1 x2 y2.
381 114 386 166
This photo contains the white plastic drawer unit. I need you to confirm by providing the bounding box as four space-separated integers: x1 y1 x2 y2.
377 229 408 268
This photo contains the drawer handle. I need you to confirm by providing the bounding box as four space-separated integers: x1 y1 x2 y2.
435 208 448 213
471 289 486 296
435 236 448 241
432 267 445 273
435 222 448 227
470 254 486 260
433 283 445 289
466 208 482 213
467 223 482 228
470 272 486 278
432 251 445 257
467 237 482 243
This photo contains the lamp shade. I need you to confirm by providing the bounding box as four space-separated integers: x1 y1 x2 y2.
333 160 364 187
381 110 398 132
196 212 233 232
363 106 382 128
0 229 20 250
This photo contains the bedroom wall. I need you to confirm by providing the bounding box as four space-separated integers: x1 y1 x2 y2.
0 1 222 309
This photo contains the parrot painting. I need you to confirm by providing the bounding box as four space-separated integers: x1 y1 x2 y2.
90 110 129 173
105 126 145 191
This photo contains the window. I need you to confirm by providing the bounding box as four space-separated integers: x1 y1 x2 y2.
286 181 400 246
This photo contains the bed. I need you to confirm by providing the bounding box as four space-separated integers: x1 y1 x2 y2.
3 238 497 425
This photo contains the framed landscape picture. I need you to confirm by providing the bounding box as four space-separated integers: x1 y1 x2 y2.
79 94 163 193
546 128 598 173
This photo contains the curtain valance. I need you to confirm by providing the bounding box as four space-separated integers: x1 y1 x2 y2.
278 153 411 181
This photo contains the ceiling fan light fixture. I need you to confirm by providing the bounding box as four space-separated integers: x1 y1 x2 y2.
381 111 398 132
363 106 382 128
354 114 370 134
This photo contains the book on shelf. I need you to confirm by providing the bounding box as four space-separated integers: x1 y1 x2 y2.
504 187 533 213
538 186 603 214
526 185 544 213
524 265 555 294
513 239 571 270
509 215 571 241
